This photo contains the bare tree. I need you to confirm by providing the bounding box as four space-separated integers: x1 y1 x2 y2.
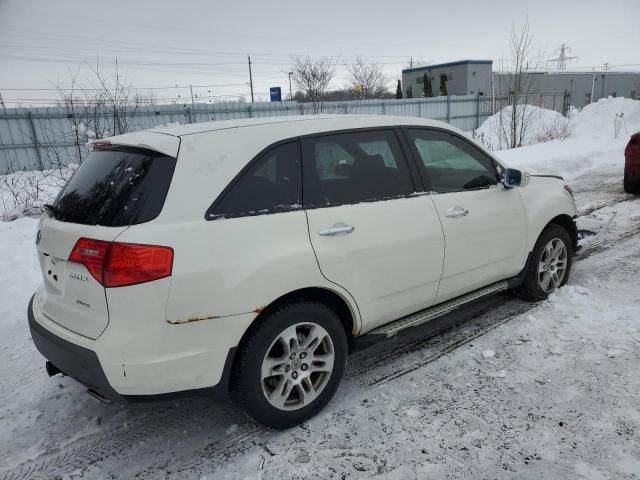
290 55 338 113
493 18 545 149
1 62 144 219
348 57 390 99
43 62 141 169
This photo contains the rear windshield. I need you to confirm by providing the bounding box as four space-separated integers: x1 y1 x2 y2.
50 147 176 226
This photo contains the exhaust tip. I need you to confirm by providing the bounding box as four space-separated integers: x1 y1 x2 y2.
87 388 113 405
45 361 62 377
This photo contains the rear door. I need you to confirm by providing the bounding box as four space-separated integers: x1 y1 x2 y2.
404 128 527 303
303 129 445 332
35 145 177 339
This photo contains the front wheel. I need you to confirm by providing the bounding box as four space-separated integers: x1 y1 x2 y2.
232 301 347 429
518 224 573 302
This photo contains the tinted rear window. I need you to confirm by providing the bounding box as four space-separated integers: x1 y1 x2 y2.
51 147 176 226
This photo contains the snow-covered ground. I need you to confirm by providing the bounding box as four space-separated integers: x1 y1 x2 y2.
0 175 637 480
1 98 639 479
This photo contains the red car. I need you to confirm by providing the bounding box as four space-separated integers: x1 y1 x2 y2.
625 132 640 194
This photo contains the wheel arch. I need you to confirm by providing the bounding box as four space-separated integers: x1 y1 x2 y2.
251 287 357 342
511 213 577 290
226 287 358 394
545 214 578 251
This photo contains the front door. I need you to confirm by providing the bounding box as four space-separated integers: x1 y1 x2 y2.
302 129 445 332
404 128 527 303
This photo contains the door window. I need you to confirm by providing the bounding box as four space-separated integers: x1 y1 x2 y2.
408 129 498 192
302 130 414 207
208 141 301 219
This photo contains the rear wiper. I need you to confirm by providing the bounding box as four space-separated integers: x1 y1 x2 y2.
43 204 58 217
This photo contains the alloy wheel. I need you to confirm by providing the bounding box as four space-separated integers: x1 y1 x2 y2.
260 322 335 411
538 237 568 293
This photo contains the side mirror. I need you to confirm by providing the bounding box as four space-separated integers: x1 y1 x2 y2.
503 168 529 188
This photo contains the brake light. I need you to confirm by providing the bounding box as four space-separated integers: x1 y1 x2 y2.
68 238 173 288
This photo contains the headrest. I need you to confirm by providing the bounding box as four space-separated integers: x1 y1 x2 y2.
352 154 386 174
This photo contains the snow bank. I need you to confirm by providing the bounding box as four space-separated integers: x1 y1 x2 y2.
486 97 640 181
474 105 571 150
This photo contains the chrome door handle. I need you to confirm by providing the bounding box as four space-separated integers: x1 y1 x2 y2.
445 206 469 218
319 223 355 236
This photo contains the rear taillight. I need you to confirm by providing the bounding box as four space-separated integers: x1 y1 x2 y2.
69 238 110 283
68 238 173 288
104 242 173 288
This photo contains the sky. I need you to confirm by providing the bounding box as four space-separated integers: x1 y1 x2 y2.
0 0 638 106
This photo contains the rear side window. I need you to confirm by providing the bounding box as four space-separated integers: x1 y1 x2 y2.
302 130 414 207
208 141 301 219
407 129 498 192
51 147 176 226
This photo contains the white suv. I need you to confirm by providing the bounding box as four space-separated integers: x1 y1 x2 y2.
29 115 577 428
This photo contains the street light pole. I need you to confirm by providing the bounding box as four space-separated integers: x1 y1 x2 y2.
288 72 293 101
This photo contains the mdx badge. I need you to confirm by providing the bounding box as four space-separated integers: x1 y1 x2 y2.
69 272 89 282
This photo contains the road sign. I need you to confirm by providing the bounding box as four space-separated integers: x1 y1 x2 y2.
270 87 282 102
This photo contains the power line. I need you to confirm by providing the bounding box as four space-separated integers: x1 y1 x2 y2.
0 83 248 92
2 25 459 58
0 29 447 62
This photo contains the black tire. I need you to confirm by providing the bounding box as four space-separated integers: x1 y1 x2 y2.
232 301 347 429
517 224 573 302
624 173 640 194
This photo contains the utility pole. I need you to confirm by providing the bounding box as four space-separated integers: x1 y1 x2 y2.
590 68 596 104
288 72 293 101
189 85 196 123
548 44 578 71
248 55 255 103
410 57 413 68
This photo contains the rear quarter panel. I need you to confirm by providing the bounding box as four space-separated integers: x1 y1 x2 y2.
116 211 361 333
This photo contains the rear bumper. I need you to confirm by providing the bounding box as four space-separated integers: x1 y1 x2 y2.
28 295 122 400
28 294 236 402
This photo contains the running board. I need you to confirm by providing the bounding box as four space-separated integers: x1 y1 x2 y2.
367 281 510 338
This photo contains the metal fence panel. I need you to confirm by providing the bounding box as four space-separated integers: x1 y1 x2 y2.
0 93 568 174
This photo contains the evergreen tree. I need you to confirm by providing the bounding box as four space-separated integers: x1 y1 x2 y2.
424 74 433 98
395 80 402 99
439 74 448 96
422 73 428 97
406 86 413 99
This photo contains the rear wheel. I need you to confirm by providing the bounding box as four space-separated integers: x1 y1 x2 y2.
232 301 347 429
518 225 573 302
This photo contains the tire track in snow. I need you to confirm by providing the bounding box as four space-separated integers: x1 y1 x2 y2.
0 400 247 480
